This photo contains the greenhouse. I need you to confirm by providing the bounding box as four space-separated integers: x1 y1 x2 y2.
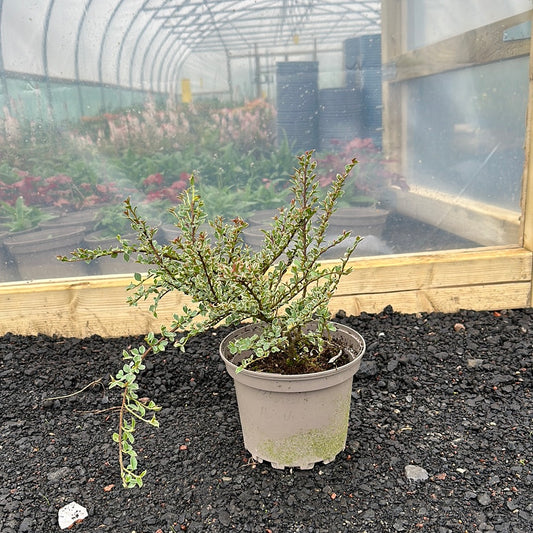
1 1 532 531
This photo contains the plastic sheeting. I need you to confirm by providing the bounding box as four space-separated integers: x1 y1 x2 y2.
0 1 381 94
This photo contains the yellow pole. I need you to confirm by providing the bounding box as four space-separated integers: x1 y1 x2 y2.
181 79 192 103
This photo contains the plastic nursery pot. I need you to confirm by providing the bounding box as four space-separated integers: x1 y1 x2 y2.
0 230 18 282
3 226 88 280
83 231 142 275
39 207 100 233
242 226 267 250
329 206 389 239
220 322 365 470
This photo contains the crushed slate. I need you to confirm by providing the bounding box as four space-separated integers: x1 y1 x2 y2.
1 306 532 532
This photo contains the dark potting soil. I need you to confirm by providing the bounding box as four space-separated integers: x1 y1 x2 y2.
1 307 532 533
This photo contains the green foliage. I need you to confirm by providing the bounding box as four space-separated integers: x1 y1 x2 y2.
60 151 360 488
93 203 134 238
0 196 50 232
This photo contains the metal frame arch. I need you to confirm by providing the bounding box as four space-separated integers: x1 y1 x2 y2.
150 2 209 95
74 0 95 116
149 23 179 95
159 1 244 97
116 0 152 90
168 47 193 97
163 4 250 99
42 0 55 116
134 0 175 94
98 0 127 109
163 0 300 91
159 42 190 96
155 22 207 95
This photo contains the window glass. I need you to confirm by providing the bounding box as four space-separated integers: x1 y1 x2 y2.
0 1 528 282
407 57 528 210
407 0 531 49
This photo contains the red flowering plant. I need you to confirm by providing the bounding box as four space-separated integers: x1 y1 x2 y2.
0 169 124 211
141 172 189 203
315 137 408 207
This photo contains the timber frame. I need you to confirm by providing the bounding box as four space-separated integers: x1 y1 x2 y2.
1 2 533 337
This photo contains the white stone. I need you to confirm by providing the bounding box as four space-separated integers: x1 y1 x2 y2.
405 465 429 481
58 502 88 529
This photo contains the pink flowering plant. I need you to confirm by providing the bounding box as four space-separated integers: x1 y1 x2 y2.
212 99 276 155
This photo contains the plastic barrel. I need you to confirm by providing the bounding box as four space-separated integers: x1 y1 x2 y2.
318 87 363 150
276 61 319 152
361 66 382 147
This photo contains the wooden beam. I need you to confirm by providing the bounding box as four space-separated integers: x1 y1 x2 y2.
381 0 407 174
394 186 521 246
0 247 530 338
385 11 531 83
333 282 531 316
520 11 533 307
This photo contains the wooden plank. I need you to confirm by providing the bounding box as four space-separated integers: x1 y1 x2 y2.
0 247 530 338
385 11 531 83
336 247 531 294
520 13 533 306
394 186 521 246
332 281 531 316
381 0 407 174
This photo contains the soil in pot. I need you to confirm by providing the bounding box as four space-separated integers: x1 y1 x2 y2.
329 206 389 239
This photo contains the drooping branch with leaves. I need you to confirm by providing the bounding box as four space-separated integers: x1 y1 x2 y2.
60 150 360 488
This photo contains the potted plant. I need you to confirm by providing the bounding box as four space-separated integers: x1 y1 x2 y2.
81 203 141 275
1 196 88 280
61 151 366 488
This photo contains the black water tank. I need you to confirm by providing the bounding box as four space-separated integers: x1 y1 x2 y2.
276 61 319 152
361 66 382 147
318 87 363 150
344 34 382 147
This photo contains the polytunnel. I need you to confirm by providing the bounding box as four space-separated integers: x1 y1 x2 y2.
0 1 381 114
0 0 532 338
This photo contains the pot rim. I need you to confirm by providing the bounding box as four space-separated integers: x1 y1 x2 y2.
219 321 365 382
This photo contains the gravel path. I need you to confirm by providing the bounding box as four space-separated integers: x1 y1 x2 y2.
1 307 532 532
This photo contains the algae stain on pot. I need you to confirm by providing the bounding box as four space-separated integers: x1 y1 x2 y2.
256 397 351 467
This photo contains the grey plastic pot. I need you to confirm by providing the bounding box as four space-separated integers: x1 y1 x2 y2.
220 322 365 469
329 206 389 238
82 231 138 275
3 225 88 280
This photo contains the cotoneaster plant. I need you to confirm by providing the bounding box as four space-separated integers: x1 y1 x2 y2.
61 151 361 488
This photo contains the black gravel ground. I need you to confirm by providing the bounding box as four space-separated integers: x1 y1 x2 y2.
1 307 532 533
